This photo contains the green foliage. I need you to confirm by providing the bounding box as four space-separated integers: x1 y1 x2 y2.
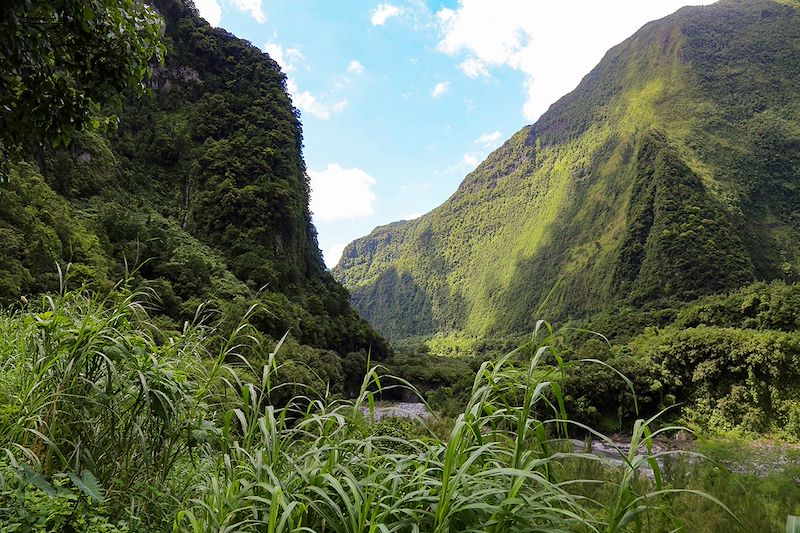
177 324 727 532
675 281 800 331
559 291 800 438
0 0 165 164
562 355 660 433
0 462 127 532
0 163 112 297
0 288 738 530
385 349 475 406
368 417 427 454
0 288 206 514
426 331 481 357
612 132 753 302
559 443 800 533
661 440 800 533
0 0 389 370
630 326 800 438
335 0 800 341
116 0 388 358
413 282 800 439
0 287 361 529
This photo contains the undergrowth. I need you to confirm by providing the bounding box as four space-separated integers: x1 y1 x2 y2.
0 287 740 531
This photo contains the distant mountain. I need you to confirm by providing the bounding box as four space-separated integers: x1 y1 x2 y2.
335 0 800 340
0 0 388 362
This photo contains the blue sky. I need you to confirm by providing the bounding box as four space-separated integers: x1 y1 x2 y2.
193 0 715 267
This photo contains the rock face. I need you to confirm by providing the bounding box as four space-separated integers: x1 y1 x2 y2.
335 0 800 340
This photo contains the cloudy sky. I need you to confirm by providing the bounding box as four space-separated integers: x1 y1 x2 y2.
193 0 715 267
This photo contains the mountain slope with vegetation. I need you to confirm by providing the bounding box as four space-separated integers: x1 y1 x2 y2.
335 0 800 340
1 1 799 530
0 0 388 372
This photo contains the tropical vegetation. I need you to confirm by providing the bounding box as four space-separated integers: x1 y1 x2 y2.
0 285 766 531
2 0 800 530
335 0 800 340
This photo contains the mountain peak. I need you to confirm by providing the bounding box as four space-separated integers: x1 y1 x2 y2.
335 0 800 340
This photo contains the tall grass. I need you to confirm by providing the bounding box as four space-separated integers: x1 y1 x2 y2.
176 323 733 532
0 287 735 531
0 284 221 523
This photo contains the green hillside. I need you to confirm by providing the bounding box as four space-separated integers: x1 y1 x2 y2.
335 0 800 340
0 0 388 369
3 2 800 530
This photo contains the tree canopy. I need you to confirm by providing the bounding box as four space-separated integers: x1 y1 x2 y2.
0 0 164 171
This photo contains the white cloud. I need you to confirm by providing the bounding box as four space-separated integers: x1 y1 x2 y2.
286 79 347 120
434 151 483 176
459 57 489 78
264 42 304 73
309 164 377 222
331 100 349 113
436 0 716 121
475 131 502 148
403 212 423 220
347 60 365 75
287 79 326 119
294 91 332 119
195 0 222 26
324 243 348 269
462 153 479 168
371 3 403 26
230 0 266 23
266 45 349 120
431 81 450 98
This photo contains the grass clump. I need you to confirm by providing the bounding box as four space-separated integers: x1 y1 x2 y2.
0 288 735 531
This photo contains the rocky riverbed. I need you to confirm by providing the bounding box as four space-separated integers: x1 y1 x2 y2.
360 402 800 482
360 401 430 422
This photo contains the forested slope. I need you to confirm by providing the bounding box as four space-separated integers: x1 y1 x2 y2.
335 0 800 340
0 0 388 371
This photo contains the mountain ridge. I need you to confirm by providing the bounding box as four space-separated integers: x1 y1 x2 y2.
335 0 800 340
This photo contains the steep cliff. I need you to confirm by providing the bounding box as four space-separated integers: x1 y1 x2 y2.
335 0 800 340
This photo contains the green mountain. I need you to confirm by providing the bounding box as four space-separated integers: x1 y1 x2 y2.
335 0 800 340
0 0 388 365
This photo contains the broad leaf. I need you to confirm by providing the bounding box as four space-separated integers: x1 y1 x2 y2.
68 470 105 503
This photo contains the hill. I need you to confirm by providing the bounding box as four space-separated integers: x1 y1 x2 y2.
334 0 800 340
0 0 389 371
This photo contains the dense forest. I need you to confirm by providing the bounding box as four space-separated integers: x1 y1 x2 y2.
335 0 800 340
0 0 389 379
1 0 800 531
